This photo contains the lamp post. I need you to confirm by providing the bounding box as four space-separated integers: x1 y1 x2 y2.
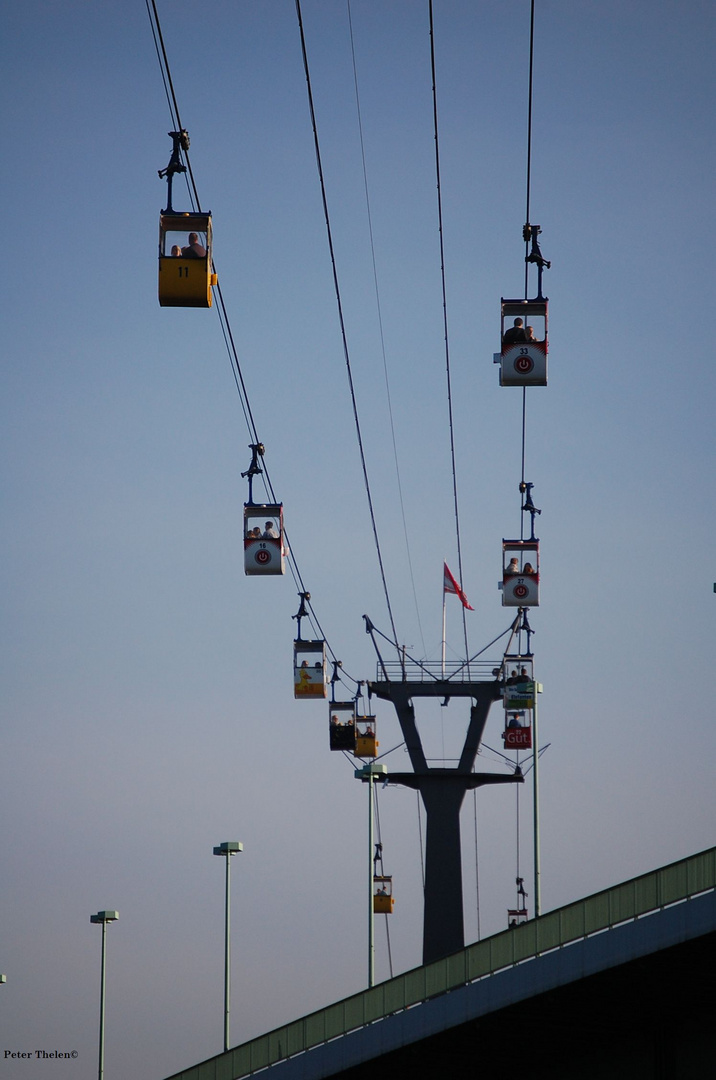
532 681 544 917
90 910 118 1080
213 841 243 1052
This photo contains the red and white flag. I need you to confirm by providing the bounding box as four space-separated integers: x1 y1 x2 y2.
443 562 474 610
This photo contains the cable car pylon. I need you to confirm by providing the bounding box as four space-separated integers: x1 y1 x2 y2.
363 616 523 965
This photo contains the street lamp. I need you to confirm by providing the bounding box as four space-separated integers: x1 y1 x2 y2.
213 841 243 1051
90 910 118 1080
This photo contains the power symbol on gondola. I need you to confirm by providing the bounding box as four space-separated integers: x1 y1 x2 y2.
513 583 529 599
514 356 533 374
255 548 271 564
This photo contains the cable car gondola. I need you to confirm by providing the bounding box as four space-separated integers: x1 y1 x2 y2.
354 716 378 759
503 713 532 750
244 503 285 575
495 298 548 386
500 540 539 607
494 224 550 385
159 211 216 308
293 639 327 699
373 875 394 914
157 130 217 308
508 878 529 927
329 701 356 751
502 656 534 748
502 655 536 710
241 444 286 576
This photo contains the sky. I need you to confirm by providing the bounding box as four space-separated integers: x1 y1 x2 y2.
1 1 715 1077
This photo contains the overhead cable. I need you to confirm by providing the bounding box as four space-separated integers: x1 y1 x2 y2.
428 0 470 669
294 0 402 662
346 0 427 659
145 0 361 686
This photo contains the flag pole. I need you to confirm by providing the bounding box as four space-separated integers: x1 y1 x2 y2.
441 574 447 678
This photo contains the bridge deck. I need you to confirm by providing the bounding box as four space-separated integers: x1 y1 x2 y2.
163 847 715 1080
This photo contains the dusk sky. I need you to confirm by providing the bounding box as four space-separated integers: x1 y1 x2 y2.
2 2 715 1078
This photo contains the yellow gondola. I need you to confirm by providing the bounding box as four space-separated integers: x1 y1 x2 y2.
354 716 378 758
159 211 216 307
157 130 216 308
373 876 394 914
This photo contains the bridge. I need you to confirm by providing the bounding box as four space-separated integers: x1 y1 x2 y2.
164 847 715 1080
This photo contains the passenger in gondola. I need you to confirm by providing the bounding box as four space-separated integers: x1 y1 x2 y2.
182 232 207 258
263 521 278 539
503 318 527 344
506 557 520 574
524 325 537 342
523 562 535 574
507 714 522 729
516 667 530 683
170 245 183 256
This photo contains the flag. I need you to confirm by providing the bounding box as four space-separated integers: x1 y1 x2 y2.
443 562 474 610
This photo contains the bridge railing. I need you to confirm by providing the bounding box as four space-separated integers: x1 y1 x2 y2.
164 846 715 1080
